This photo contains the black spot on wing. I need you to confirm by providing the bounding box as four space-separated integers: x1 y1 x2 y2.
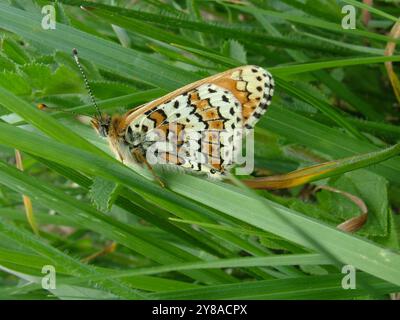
222 95 229 103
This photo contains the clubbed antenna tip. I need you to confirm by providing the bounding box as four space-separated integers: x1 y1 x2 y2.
37 103 48 110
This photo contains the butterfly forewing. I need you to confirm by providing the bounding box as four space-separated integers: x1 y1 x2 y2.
119 65 274 176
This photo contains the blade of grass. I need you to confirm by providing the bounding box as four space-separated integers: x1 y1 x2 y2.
60 0 346 54
0 2 197 91
0 122 399 286
161 171 400 286
276 78 366 141
260 104 400 184
255 13 383 120
225 2 400 45
0 159 234 285
0 81 295 280
271 55 400 76
0 217 146 299
385 21 400 104
342 0 399 22
51 253 332 285
243 143 400 189
148 272 399 299
0 87 106 157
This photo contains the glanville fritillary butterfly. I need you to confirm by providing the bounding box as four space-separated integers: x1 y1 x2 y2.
71 49 274 185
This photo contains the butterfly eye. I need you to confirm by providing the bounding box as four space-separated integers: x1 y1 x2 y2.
125 126 135 144
99 125 108 137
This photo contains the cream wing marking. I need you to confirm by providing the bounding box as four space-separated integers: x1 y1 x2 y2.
120 65 274 176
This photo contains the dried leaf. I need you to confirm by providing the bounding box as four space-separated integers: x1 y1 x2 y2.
315 185 368 233
15 150 39 235
385 21 400 104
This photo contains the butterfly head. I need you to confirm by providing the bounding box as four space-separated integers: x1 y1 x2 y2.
91 114 111 138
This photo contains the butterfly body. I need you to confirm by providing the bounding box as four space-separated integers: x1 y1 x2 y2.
92 65 274 178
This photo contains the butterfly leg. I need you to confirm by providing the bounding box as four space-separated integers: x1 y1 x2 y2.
132 148 166 188
206 166 225 180
183 160 225 180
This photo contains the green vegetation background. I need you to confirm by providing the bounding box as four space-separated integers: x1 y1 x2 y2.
0 0 399 299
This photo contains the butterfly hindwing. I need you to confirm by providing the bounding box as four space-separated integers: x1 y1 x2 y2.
121 65 274 176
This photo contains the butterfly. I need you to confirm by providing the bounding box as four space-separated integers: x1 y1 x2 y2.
73 49 274 184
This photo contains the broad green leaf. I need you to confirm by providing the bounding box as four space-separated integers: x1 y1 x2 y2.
0 71 31 96
0 52 17 72
222 40 247 64
1 37 30 65
89 177 119 213
20 63 53 91
319 171 389 237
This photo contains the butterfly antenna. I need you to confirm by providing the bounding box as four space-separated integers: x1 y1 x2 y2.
72 48 102 119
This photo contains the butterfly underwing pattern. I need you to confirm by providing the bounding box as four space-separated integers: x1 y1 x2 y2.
92 65 274 178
